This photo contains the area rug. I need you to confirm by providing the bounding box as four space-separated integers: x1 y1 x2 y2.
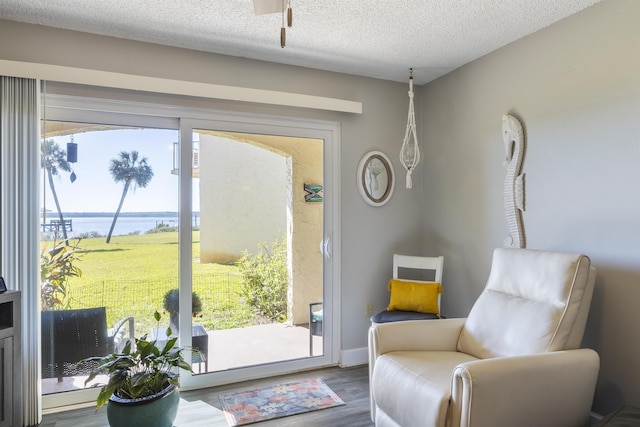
218 378 345 426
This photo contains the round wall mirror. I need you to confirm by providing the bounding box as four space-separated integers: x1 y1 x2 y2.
357 151 395 207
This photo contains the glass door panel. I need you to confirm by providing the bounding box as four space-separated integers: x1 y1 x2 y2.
40 121 180 404
188 129 324 374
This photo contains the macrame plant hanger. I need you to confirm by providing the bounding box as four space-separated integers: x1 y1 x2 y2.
400 68 420 189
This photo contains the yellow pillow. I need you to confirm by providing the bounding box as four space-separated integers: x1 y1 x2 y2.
387 279 443 314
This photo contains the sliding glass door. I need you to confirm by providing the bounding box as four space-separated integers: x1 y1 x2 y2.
186 127 324 371
41 94 339 407
179 119 334 389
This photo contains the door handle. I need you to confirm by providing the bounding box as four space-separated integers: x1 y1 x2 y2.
320 236 331 259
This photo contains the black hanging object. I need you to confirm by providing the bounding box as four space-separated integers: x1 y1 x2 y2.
67 142 78 163
287 4 292 27
70 171 77 183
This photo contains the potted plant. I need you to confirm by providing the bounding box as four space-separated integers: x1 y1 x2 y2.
162 289 202 331
82 311 194 427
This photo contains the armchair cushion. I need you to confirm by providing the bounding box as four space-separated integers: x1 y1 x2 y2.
370 310 439 323
373 351 478 427
457 248 594 359
387 279 442 314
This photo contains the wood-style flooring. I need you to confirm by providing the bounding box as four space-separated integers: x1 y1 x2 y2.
38 365 374 427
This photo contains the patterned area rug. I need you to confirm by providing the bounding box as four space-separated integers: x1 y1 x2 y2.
218 378 345 426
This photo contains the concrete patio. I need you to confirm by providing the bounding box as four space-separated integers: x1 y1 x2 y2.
42 323 323 395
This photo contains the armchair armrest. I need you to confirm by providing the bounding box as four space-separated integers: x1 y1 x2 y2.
369 317 466 356
108 316 135 353
368 318 466 421
451 348 599 427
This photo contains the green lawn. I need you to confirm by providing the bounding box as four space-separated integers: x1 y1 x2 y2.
43 231 256 337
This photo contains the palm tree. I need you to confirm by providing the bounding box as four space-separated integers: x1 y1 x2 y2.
106 150 154 243
41 139 72 242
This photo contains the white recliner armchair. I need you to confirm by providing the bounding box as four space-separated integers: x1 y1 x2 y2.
369 248 599 427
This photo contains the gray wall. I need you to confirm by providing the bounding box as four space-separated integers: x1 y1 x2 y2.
419 0 639 414
2 0 638 415
0 19 423 364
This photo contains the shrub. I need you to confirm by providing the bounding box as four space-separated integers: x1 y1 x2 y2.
77 231 103 239
146 222 178 234
237 236 288 322
40 239 86 309
162 289 203 317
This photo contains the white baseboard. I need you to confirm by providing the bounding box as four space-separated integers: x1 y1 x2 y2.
339 347 368 367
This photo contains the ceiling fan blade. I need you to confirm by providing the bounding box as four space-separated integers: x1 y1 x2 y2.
253 0 283 15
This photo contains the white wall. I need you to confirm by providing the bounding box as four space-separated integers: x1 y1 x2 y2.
420 0 640 414
214 132 325 325
199 134 288 264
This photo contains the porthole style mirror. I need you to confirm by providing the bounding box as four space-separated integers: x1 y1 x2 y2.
357 151 395 207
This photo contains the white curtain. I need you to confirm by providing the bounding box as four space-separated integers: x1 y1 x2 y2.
0 76 41 426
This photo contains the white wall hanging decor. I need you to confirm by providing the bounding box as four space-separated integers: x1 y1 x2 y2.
400 68 420 189
357 151 395 207
304 183 323 202
502 113 526 248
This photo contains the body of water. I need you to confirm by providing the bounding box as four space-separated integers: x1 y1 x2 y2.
41 213 184 237
70 215 178 236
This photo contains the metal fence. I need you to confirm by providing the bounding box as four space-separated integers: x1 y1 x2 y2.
69 272 253 337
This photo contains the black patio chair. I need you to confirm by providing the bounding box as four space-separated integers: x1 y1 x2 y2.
41 307 134 382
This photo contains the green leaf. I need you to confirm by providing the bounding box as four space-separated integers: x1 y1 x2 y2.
161 337 178 354
96 384 115 409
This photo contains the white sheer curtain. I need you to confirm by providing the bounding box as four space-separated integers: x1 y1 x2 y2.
0 76 41 426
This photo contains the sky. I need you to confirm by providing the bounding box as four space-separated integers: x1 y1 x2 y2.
42 126 199 214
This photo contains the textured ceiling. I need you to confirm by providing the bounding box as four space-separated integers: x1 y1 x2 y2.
0 0 603 84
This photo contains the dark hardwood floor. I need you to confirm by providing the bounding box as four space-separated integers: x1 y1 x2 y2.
38 365 374 427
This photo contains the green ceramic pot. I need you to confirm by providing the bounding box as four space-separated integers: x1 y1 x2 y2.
106 384 179 427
